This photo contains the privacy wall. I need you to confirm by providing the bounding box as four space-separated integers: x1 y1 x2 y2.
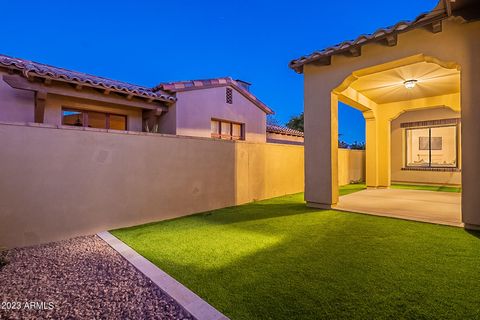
0 123 304 247
338 149 365 186
0 123 365 247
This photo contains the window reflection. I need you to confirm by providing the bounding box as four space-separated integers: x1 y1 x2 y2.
62 108 127 130
406 125 457 168
210 119 244 140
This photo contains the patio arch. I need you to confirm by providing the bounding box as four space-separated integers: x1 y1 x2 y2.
331 54 461 189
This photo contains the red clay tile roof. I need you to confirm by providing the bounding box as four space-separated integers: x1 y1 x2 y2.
0 55 274 114
266 125 304 137
154 77 274 115
0 54 175 102
289 0 459 73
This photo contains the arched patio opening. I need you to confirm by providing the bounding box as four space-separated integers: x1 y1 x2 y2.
334 54 461 190
324 55 463 225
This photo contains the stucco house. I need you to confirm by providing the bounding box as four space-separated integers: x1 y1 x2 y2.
155 78 273 143
290 0 479 229
0 54 273 142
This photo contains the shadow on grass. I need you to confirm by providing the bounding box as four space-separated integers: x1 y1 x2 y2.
466 229 480 239
120 185 367 233
202 183 368 226
198 201 318 225
114 194 318 233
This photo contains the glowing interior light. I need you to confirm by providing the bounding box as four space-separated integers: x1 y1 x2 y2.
404 79 418 89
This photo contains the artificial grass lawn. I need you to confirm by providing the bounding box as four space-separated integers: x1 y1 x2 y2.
112 190 479 320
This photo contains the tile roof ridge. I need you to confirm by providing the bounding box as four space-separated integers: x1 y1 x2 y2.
266 124 304 137
0 53 175 102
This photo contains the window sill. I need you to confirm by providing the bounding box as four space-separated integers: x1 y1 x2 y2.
402 167 461 172
211 134 244 141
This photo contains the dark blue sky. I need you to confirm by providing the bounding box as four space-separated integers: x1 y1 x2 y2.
2 0 437 143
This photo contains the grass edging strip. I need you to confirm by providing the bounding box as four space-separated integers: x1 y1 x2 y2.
97 231 229 320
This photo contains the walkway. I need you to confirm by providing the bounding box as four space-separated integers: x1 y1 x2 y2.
334 188 462 227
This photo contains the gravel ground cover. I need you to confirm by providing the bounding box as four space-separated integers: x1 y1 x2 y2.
0 235 193 320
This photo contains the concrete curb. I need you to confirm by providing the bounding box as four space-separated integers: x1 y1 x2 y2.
97 231 229 320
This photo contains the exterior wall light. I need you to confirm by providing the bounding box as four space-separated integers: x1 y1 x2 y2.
404 79 418 89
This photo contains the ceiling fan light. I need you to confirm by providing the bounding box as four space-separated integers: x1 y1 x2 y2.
404 79 417 89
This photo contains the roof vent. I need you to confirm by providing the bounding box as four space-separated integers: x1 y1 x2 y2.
226 88 233 104
235 79 251 92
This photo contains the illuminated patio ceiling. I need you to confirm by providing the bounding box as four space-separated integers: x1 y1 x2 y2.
348 61 460 104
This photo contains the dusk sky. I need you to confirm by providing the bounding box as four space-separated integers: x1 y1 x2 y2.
2 0 437 143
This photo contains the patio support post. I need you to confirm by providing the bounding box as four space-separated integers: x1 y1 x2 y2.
460 47 480 229
304 76 339 208
364 111 391 188
364 111 379 187
376 113 391 187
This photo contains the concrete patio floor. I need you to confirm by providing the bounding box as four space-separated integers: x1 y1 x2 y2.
334 188 462 227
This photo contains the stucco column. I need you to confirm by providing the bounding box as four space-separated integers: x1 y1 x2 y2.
304 81 339 208
377 113 391 187
364 111 378 187
460 45 480 229
364 110 391 188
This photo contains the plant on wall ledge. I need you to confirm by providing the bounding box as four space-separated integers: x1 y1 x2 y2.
339 140 349 148
144 123 159 133
349 141 366 150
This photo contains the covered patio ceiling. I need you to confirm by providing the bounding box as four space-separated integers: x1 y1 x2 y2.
348 61 460 104
335 56 462 109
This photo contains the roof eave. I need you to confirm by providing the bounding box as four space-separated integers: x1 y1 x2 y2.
34 74 176 104
0 55 176 104
288 0 465 74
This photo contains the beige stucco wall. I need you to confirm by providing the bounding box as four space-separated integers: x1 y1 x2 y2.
235 142 304 204
302 18 480 227
338 149 365 186
166 87 267 142
391 107 461 185
0 123 302 248
0 70 35 122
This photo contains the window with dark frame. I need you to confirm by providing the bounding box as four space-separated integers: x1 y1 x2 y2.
405 125 457 168
62 108 127 130
226 88 233 104
210 119 244 140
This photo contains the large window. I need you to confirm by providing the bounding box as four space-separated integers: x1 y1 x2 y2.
211 119 244 140
405 125 457 168
62 108 127 130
